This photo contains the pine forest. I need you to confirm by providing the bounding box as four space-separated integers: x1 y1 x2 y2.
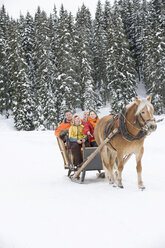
0 0 164 130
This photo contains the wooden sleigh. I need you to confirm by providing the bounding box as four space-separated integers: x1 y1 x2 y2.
56 136 104 183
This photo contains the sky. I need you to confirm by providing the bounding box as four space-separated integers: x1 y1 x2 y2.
0 0 109 19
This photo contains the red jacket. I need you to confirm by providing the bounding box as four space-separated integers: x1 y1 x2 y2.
83 117 99 142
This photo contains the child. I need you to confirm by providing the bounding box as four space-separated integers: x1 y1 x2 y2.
69 114 87 167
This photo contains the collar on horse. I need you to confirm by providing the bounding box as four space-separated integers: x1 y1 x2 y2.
104 107 147 145
118 107 147 141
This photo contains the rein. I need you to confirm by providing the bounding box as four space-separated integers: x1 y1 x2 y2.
104 114 119 150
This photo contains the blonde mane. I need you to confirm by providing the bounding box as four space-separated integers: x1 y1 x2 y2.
126 98 153 116
135 98 153 115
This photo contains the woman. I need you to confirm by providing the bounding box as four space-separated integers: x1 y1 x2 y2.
81 111 89 125
83 110 99 147
69 115 87 167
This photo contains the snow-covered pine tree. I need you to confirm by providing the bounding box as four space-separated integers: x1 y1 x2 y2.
78 31 97 111
93 0 108 105
20 12 35 88
106 2 137 112
131 0 144 80
9 20 35 130
33 8 56 129
47 7 59 127
119 0 144 81
103 0 112 31
55 6 80 123
0 6 11 117
143 1 165 114
151 0 165 26
75 4 98 111
49 5 58 94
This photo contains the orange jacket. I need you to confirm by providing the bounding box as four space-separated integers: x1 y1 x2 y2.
55 119 72 137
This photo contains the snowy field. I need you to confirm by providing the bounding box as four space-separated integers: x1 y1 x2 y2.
0 113 165 248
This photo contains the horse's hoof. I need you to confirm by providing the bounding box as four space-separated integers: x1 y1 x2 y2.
118 185 124 189
139 186 145 190
97 172 105 178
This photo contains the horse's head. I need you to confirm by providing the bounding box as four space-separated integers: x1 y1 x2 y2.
134 96 157 134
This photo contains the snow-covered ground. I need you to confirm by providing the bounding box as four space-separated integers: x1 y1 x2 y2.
0 112 165 248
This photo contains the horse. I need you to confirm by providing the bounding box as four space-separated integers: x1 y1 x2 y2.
94 96 157 189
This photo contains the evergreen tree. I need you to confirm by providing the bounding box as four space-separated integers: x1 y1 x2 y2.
9 20 35 130
75 4 98 110
119 0 144 81
0 0 164 129
93 0 107 105
56 6 80 123
21 12 35 87
33 8 56 129
103 0 112 31
143 1 165 114
0 6 11 116
106 3 137 112
49 5 58 94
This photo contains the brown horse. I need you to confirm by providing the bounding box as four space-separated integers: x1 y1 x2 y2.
94 96 157 189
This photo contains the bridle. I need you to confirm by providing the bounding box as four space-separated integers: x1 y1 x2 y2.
134 111 155 133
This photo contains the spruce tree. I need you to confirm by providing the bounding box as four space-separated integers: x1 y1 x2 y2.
56 6 80 123
75 4 98 110
93 0 107 105
119 0 144 81
103 0 112 31
106 3 137 112
9 20 35 130
33 8 56 129
143 1 165 114
21 12 35 87
0 6 11 117
49 6 58 94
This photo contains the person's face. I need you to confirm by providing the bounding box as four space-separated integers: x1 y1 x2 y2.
89 111 96 119
65 112 72 121
74 117 80 125
83 113 88 119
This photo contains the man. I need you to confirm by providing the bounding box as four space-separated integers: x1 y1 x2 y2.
55 110 73 137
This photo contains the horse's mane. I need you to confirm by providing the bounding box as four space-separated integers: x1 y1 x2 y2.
126 98 153 116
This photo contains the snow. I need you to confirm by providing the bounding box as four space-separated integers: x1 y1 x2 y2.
137 80 147 98
0 112 165 248
0 115 16 131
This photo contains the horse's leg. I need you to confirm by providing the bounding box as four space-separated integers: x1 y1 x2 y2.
100 148 111 183
136 146 145 189
109 152 117 185
117 153 124 188
100 147 115 184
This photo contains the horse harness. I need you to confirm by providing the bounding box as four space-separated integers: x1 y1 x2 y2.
104 107 148 151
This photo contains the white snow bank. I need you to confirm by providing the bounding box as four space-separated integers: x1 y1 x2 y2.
0 114 16 132
0 113 165 248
